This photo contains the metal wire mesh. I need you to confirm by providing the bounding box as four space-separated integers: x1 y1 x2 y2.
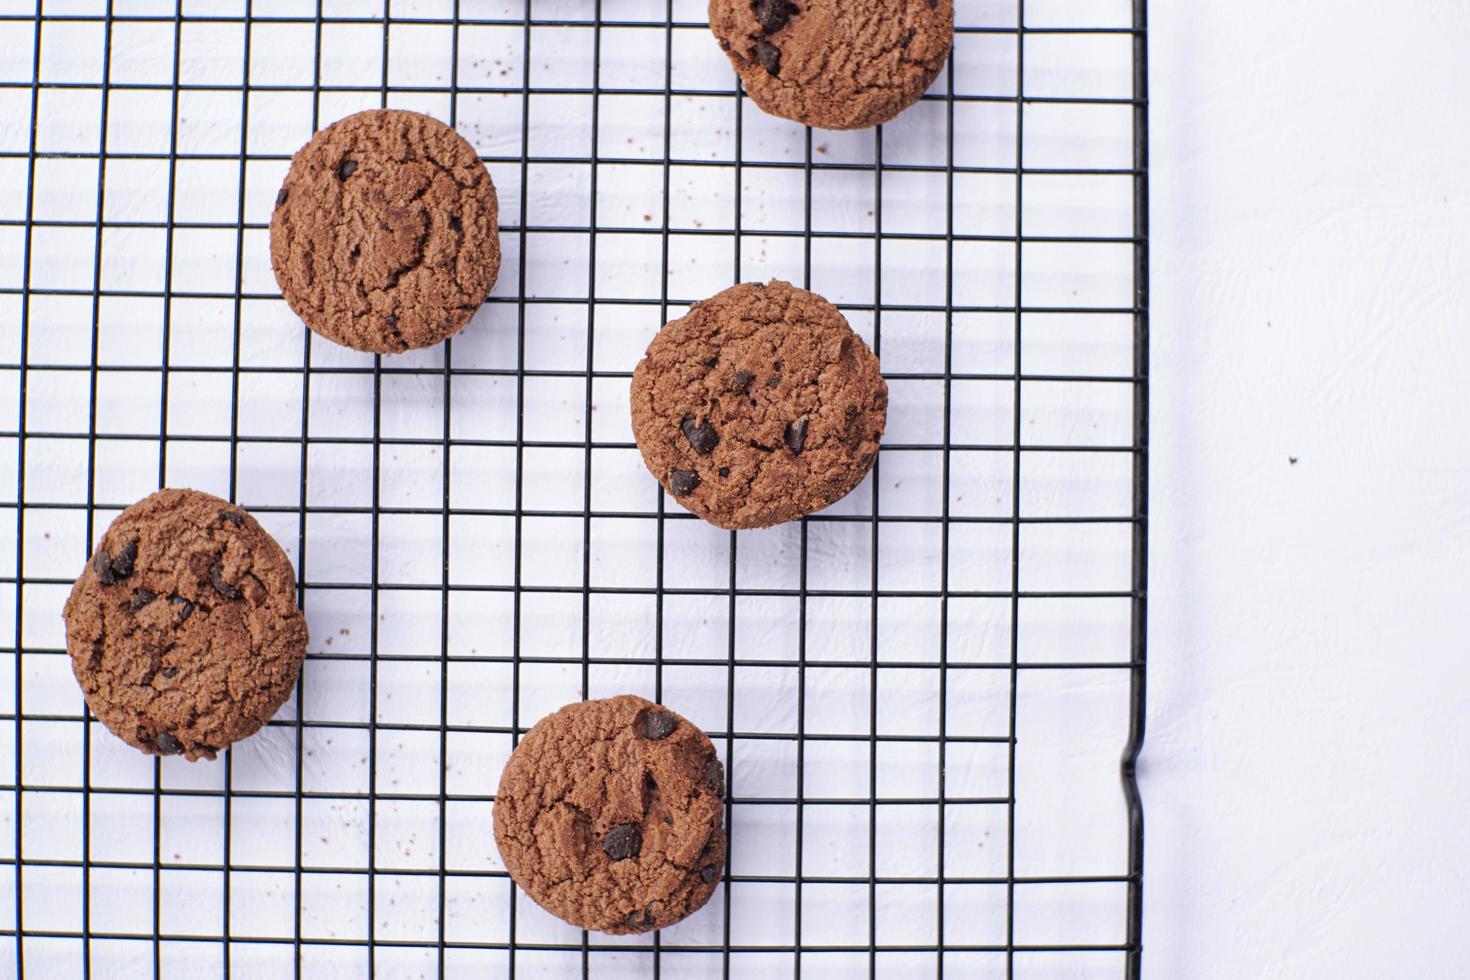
0 0 1146 976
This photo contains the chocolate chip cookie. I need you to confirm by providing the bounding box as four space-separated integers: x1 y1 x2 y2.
709 0 954 130
269 108 500 353
63 489 309 762
630 280 887 529
493 695 726 935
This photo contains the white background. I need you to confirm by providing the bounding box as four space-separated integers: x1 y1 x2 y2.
3 0 1466 975
1147 1 1470 976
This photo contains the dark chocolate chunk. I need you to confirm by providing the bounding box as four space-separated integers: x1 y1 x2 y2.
700 865 720 883
275 187 289 207
130 589 157 612
170 594 195 623
161 666 179 679
449 214 462 233
767 374 782 388
94 549 116 586
754 39 781 76
718 467 731 478
753 0 799 35
705 757 725 796
111 539 138 579
337 158 358 180
210 564 243 601
637 709 679 741
220 510 245 525
602 824 643 861
784 417 809 455
156 731 184 755
681 416 721 455
732 370 756 392
669 469 701 497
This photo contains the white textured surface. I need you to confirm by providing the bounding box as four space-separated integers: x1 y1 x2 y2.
1148 1 1470 976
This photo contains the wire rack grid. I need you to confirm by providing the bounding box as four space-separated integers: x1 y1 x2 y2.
0 0 1147 977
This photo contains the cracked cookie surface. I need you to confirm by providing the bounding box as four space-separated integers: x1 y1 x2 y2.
631 280 887 530
269 109 500 353
709 0 953 130
493 695 726 934
63 489 309 762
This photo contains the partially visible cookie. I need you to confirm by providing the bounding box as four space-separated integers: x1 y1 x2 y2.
493 695 727 935
709 0 954 130
270 108 500 353
630 280 887 529
63 489 308 762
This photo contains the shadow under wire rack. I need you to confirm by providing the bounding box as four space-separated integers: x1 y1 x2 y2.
0 0 1147 976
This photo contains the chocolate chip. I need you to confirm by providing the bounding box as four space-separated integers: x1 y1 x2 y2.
767 375 782 388
337 159 358 180
705 757 725 796
161 666 179 679
170 594 195 623
111 539 138 579
93 549 115 585
718 467 730 478
130 589 157 612
156 732 184 755
784 417 809 455
275 187 288 207
220 510 245 526
681 416 720 455
701 865 720 883
704 355 720 368
602 824 643 861
753 0 799 34
732 370 756 392
669 469 701 497
209 564 242 601
928 0 938 6
637 709 679 741
754 39 781 76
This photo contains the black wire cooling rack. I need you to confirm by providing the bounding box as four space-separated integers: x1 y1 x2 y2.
1 0 1147 976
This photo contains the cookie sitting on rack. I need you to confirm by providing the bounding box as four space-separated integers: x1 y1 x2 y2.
63 489 309 762
631 280 888 530
708 0 954 130
269 108 501 354
493 695 727 934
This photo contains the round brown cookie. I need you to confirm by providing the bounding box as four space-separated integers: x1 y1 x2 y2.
63 489 309 762
708 0 954 130
630 280 887 530
493 695 726 935
269 108 500 353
